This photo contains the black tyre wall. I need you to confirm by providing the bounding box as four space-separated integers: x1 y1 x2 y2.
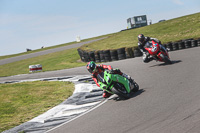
103 50 112 62
166 43 173 51
125 47 134 58
99 50 105 62
94 51 101 62
82 51 90 62
133 47 142 57
117 48 126 60
197 39 200 46
185 40 192 48
191 40 198 47
110 49 118 61
77 38 200 62
172 42 179 51
88 51 95 62
178 41 185 49
77 48 84 61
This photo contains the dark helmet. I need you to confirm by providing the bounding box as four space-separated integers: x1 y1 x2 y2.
86 61 96 73
138 34 145 43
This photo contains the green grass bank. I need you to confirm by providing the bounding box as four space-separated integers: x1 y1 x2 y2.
0 81 74 132
80 12 200 51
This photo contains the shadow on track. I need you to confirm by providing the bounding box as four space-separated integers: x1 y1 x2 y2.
150 60 182 67
112 89 145 101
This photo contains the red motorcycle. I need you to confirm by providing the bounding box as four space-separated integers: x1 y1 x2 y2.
145 40 172 64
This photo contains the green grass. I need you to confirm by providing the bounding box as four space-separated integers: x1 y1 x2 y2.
0 81 74 132
80 12 200 51
0 34 112 60
0 48 87 77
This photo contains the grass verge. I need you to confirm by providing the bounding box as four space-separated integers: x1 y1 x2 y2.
80 12 200 51
0 48 86 77
0 81 74 132
0 34 112 60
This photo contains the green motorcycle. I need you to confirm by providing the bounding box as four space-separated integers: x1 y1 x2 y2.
98 70 139 99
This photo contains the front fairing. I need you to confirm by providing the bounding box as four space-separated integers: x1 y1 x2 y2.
98 71 114 94
157 50 170 61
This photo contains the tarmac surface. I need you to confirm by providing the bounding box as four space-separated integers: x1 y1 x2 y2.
47 47 200 133
1 46 200 133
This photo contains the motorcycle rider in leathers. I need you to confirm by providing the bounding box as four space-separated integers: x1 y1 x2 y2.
138 34 167 63
86 61 133 98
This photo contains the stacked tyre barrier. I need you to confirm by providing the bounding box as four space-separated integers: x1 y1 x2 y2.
163 38 200 51
77 38 200 63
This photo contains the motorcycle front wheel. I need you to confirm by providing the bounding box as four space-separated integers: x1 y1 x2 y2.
160 54 172 64
111 83 130 99
132 81 139 92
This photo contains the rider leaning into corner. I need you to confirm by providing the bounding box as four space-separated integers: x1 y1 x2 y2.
86 61 133 98
138 34 168 63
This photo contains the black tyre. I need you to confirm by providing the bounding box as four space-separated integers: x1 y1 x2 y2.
99 50 105 62
125 47 134 58
111 56 118 61
191 40 197 47
88 51 95 62
160 54 172 64
117 48 126 54
129 79 139 92
110 49 118 61
166 43 173 51
94 51 100 62
103 50 111 62
178 41 185 49
110 49 118 56
77 48 84 61
197 39 200 46
185 40 192 48
104 56 112 62
82 51 90 62
118 54 126 60
132 81 139 92
125 51 130 58
172 42 179 51
111 83 130 99
133 48 142 57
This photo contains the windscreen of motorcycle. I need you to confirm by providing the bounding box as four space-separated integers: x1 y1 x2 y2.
151 44 158 52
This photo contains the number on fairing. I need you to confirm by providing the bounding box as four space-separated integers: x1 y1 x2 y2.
152 46 157 52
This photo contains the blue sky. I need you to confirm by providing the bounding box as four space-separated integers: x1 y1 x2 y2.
0 0 199 56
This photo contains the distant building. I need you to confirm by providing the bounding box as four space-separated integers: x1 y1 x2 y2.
127 15 148 29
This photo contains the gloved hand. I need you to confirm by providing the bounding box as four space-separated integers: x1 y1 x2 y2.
143 51 150 56
97 74 106 83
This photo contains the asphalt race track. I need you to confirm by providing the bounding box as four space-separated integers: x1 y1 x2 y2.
47 47 200 133
1 47 200 133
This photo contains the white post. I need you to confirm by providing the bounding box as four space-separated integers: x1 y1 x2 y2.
76 36 81 42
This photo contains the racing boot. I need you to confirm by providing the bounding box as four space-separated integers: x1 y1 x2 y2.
102 91 112 98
